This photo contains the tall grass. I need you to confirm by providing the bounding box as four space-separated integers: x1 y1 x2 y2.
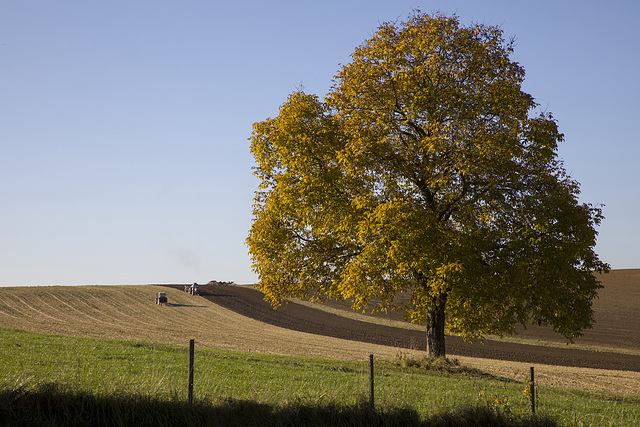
1 326 637 426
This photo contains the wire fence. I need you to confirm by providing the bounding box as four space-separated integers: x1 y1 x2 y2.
2 333 638 426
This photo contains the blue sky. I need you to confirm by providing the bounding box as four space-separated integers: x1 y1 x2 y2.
1 1 638 286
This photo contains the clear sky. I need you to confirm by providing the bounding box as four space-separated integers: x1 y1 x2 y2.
1 1 638 286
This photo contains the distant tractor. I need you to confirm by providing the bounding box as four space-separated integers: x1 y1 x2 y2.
155 292 167 305
184 282 199 295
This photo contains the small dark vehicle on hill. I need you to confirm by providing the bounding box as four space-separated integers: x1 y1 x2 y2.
155 292 167 305
184 283 199 295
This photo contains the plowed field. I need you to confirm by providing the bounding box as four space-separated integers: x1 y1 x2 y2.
181 269 640 372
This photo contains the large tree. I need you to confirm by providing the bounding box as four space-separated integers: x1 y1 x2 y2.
247 13 608 357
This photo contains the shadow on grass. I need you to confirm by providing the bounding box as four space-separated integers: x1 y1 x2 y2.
1 383 558 426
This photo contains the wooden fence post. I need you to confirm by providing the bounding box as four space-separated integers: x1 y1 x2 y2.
369 354 374 412
529 366 535 415
188 339 195 406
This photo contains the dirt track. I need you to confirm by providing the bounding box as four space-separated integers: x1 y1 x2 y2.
185 280 640 372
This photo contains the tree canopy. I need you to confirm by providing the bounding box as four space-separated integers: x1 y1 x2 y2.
246 12 609 357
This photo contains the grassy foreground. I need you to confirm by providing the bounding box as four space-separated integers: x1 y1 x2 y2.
1 327 638 426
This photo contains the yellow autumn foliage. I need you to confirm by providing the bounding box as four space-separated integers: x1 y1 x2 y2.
247 12 608 357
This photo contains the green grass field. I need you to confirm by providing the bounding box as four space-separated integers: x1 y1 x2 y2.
1 327 638 426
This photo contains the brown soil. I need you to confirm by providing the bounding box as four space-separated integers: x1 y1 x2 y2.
182 269 640 372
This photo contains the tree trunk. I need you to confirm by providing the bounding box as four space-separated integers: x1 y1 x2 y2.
426 293 447 357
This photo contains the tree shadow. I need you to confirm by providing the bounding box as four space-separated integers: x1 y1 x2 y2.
1 383 559 426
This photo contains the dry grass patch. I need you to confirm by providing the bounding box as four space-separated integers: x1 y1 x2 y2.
454 356 640 396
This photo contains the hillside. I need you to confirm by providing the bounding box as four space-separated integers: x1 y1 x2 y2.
0 285 388 360
0 271 639 394
308 269 640 350
505 269 640 349
182 278 640 372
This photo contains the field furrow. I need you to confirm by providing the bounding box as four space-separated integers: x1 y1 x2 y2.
47 292 141 329
62 290 160 330
12 294 62 322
